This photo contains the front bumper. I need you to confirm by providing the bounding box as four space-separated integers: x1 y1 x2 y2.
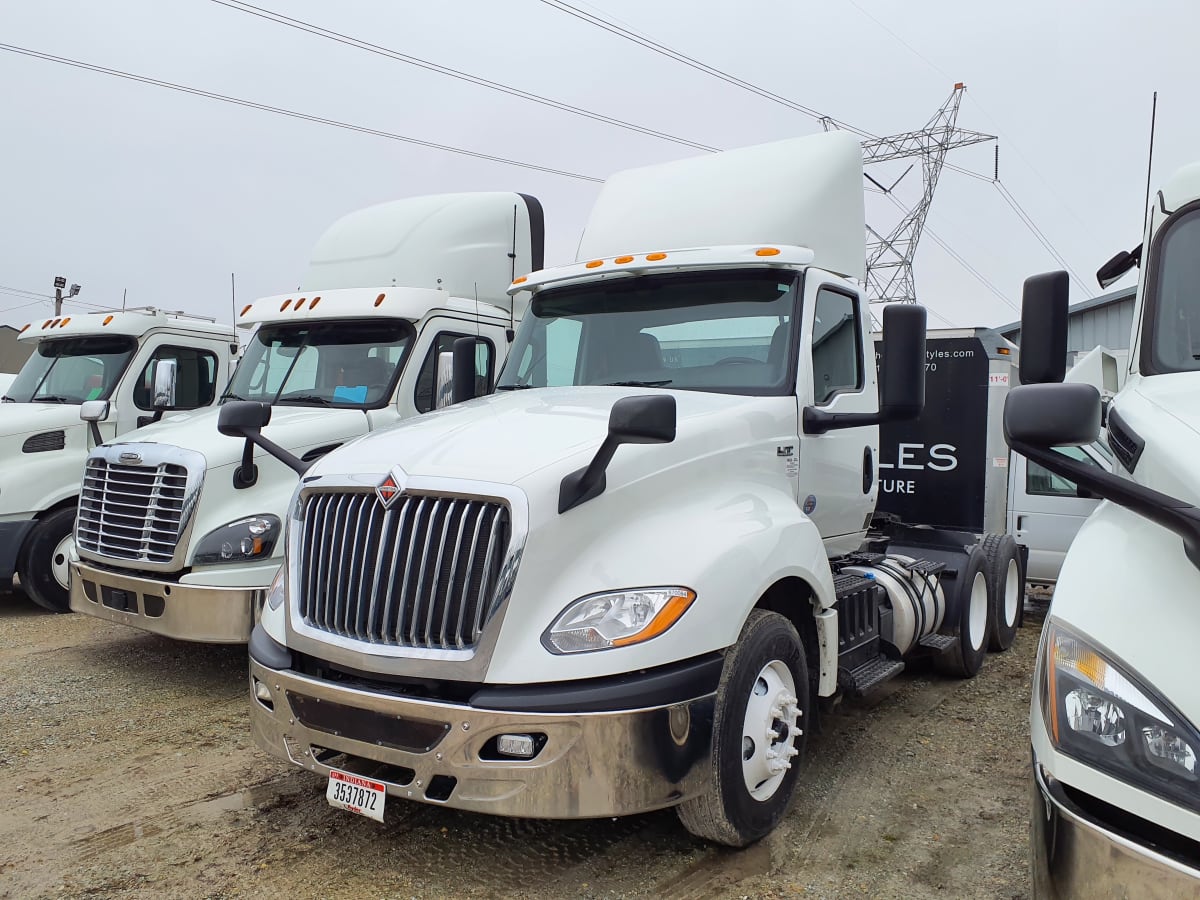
248 656 716 819
1032 756 1200 897
70 559 261 643
0 519 35 586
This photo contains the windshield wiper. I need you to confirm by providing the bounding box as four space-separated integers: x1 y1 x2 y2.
1 395 15 403
278 393 331 405
604 380 673 387
495 383 536 391
32 395 75 404
220 391 246 401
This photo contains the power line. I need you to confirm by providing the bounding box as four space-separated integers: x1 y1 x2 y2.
208 0 718 153
0 295 51 313
993 180 1092 296
0 283 53 300
0 43 604 183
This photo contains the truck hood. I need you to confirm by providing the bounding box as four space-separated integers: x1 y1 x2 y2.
1116 374 1200 504
119 405 371 470
0 402 85 440
307 386 768 485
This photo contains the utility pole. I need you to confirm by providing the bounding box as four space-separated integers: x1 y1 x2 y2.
52 276 81 316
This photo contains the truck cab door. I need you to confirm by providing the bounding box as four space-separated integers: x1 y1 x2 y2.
796 279 877 555
1008 443 1106 583
387 317 499 422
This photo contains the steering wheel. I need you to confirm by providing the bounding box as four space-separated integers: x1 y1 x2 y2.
713 356 761 365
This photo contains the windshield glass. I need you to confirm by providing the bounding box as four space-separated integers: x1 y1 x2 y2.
497 271 799 395
4 336 137 404
224 319 414 408
1148 206 1200 373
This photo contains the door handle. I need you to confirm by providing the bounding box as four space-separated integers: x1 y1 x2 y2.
1016 515 1026 531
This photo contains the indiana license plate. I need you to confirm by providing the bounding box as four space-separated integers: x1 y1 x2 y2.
326 768 386 823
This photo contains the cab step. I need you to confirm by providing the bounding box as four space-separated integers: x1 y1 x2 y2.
918 633 957 652
846 657 905 695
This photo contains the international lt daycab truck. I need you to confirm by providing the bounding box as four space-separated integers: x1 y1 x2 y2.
237 133 1021 846
1005 165 1200 894
69 192 543 643
0 309 237 612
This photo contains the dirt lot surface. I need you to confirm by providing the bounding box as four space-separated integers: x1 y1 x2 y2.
0 591 1042 899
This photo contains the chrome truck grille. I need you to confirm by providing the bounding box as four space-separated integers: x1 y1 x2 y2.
297 491 511 650
75 444 205 569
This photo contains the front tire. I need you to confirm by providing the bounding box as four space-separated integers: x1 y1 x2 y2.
18 507 75 613
677 610 810 846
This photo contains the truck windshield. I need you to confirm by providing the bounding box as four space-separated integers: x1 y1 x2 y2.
223 319 414 408
4 336 137 404
497 270 800 396
1147 205 1200 373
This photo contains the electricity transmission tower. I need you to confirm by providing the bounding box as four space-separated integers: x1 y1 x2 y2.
824 84 995 306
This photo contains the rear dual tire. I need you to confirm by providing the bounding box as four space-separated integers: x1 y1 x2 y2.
933 545 989 679
981 533 1024 651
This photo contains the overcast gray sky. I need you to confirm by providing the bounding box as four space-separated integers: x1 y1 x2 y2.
2 0 1197 331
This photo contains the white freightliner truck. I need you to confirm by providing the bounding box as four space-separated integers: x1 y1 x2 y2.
0 310 237 611
1004 163 1200 894
235 133 1023 846
68 192 544 643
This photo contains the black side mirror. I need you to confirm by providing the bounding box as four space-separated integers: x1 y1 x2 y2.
451 336 493 405
1003 383 1101 448
803 303 926 434
218 400 308 482
878 303 926 421
1096 244 1141 290
559 395 677 513
1019 272 1069 385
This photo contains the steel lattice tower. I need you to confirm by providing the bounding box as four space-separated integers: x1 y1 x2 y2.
824 84 995 305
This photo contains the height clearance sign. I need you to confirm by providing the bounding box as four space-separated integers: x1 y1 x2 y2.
875 336 990 531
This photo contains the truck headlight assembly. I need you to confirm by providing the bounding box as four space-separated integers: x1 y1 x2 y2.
193 515 281 565
542 587 695 654
1041 619 1200 809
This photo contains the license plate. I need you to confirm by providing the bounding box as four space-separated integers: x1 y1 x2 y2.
326 768 386 823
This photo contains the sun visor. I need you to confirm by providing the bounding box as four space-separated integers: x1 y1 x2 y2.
577 132 865 281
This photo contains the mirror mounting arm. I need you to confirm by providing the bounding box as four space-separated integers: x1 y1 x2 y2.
1010 437 1200 571
802 406 917 435
233 438 259 489
241 431 308 477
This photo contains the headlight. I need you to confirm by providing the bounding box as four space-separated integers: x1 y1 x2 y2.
541 587 695 654
265 565 286 611
1040 619 1199 809
193 515 281 565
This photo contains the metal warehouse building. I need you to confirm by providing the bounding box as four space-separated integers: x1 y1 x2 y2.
0 324 34 374
998 284 1136 382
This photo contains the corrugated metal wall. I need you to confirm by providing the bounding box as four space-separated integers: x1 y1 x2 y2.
1066 295 1136 353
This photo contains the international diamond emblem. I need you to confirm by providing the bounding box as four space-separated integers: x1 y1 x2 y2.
376 474 401 508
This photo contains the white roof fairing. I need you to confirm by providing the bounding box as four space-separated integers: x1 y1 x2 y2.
575 132 866 281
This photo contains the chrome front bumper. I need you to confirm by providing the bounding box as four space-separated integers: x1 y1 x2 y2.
70 559 261 643
1032 757 1200 897
249 658 716 819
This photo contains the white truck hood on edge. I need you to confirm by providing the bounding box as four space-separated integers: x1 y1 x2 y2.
0 402 86 440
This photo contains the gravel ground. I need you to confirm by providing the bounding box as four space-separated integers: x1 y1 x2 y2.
0 589 1042 899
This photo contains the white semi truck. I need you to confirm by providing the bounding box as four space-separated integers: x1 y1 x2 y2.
68 192 543 643
0 309 237 611
234 133 1024 846
1005 162 1200 893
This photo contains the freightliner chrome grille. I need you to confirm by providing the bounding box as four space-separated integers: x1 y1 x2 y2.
76 459 190 564
298 491 510 650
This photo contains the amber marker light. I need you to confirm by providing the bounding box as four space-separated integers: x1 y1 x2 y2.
512 276 528 285
755 247 781 257
584 259 604 269
102 316 114 326
310 296 321 309
42 320 53 329
280 299 292 312
240 304 253 317
614 255 634 264
645 252 667 261
295 298 307 310
375 293 386 307
611 589 697 646
19 323 30 333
